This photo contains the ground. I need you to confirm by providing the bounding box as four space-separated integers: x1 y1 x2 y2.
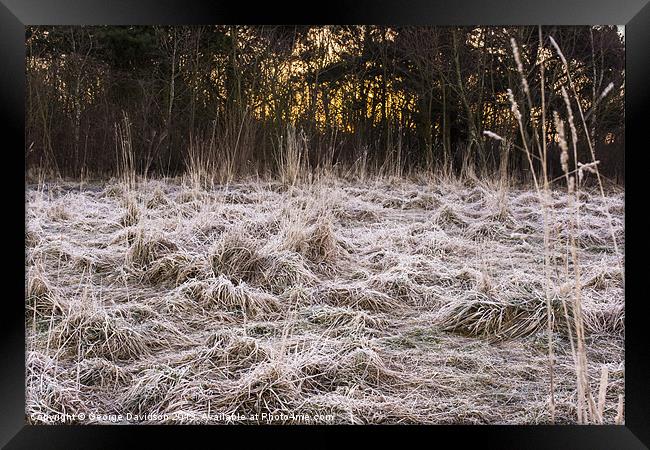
25 176 625 424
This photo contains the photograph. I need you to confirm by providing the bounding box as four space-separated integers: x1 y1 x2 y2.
24 24 625 425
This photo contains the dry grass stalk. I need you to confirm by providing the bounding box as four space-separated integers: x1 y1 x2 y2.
115 111 136 191
277 125 310 187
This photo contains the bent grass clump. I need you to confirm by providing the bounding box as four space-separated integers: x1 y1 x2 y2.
119 364 190 416
178 276 281 319
103 182 127 200
210 231 266 283
301 305 386 337
466 220 509 242
221 361 304 419
582 302 624 336
144 252 211 286
26 226 41 248
48 303 150 361
316 284 399 312
201 333 273 373
433 204 468 229
281 215 349 265
126 229 179 271
366 270 430 306
120 195 141 227
333 345 397 387
146 187 171 209
47 202 71 222
436 290 567 341
26 267 66 322
78 357 131 388
582 267 624 291
26 351 90 423
259 250 318 295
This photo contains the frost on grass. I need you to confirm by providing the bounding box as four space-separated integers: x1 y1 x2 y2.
25 178 624 424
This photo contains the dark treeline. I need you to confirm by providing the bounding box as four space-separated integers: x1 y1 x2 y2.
26 25 625 182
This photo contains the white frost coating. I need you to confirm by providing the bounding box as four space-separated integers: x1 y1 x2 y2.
25 177 624 424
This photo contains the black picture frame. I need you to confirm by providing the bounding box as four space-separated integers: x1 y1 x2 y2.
2 1 648 448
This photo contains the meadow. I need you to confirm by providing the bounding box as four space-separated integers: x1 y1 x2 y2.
25 173 624 424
